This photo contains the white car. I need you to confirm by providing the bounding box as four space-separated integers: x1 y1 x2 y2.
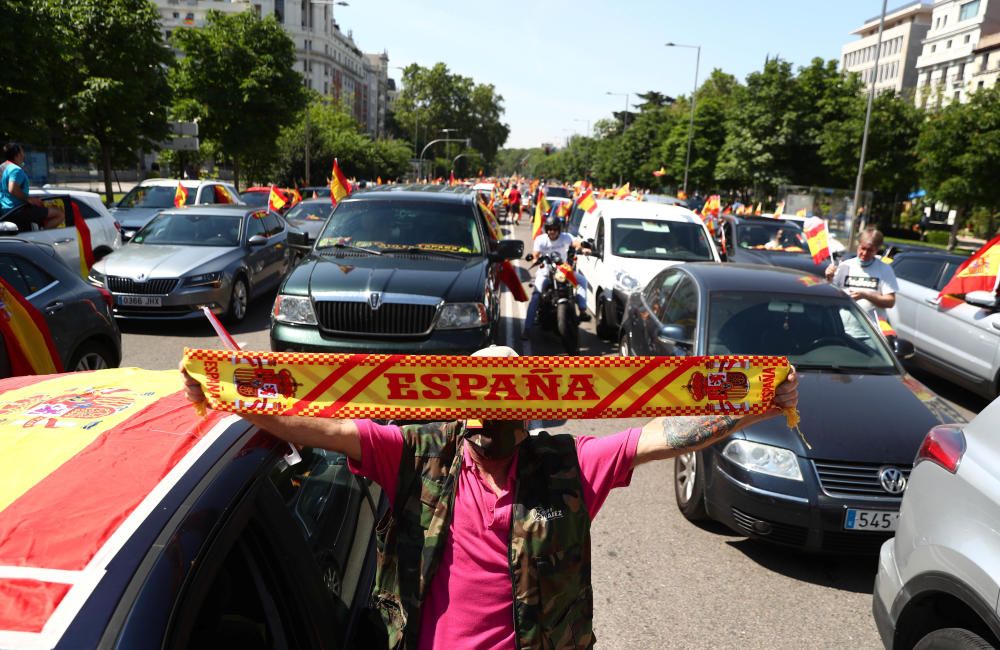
575 200 721 339
11 188 124 271
110 178 242 238
873 398 1000 649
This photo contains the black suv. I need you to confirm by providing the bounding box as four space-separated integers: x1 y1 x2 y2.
719 214 827 276
271 189 522 354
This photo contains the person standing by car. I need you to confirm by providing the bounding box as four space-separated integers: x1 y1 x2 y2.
825 227 898 336
507 182 521 225
523 216 590 340
181 345 799 650
0 143 64 231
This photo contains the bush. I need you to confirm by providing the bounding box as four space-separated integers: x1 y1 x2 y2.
924 231 951 245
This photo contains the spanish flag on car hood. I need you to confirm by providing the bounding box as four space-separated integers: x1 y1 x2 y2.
0 369 235 646
938 233 1000 298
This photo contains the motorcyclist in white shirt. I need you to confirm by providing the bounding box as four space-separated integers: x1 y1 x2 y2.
522 216 590 340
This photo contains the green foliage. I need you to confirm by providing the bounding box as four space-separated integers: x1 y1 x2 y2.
923 231 951 245
171 10 307 190
391 63 509 166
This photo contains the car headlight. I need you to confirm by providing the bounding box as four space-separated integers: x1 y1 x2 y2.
184 272 223 288
722 440 803 481
614 269 640 293
437 302 487 330
273 295 317 325
87 268 105 287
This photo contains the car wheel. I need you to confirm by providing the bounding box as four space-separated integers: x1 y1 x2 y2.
225 276 249 325
69 340 115 371
674 451 708 521
556 302 579 355
618 332 630 357
317 550 344 598
596 298 615 340
914 628 995 650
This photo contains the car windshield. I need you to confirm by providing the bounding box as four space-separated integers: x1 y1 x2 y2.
611 218 714 261
131 212 242 247
706 291 897 372
240 192 270 208
285 201 331 225
739 222 808 253
545 187 571 199
316 199 484 254
117 184 193 209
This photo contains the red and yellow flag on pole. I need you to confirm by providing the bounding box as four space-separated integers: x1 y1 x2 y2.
330 158 352 206
268 185 289 213
213 185 233 204
938 233 1000 298
614 183 631 200
804 217 831 264
652 167 667 177
773 201 785 218
577 188 597 214
72 201 95 280
173 183 188 208
289 187 303 208
531 190 551 241
0 277 62 375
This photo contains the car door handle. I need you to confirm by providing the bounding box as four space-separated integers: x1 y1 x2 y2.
54 237 75 245
993 322 1000 331
924 297 940 306
45 301 64 313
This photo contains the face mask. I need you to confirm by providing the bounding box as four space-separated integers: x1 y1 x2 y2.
464 420 522 460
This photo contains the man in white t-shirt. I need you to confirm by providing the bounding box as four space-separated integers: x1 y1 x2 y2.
825 228 898 337
523 216 590 339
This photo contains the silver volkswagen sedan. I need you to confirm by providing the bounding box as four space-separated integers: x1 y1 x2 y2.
88 207 292 323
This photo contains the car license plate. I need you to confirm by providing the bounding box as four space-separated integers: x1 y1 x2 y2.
116 295 162 307
844 509 899 531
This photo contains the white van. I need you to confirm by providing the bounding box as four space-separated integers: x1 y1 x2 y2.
575 200 720 338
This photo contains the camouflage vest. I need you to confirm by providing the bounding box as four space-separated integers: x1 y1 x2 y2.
371 421 594 649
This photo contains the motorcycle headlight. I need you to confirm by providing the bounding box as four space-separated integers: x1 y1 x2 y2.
437 302 487 330
273 295 318 325
614 269 640 293
183 272 223 288
722 440 803 481
87 268 105 287
554 270 567 283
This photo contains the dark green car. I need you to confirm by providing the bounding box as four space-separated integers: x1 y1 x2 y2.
270 190 522 354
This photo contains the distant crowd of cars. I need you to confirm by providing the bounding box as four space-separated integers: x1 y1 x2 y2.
2 178 999 648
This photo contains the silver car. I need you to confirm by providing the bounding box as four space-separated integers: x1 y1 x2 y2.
88 207 292 323
873 399 1000 648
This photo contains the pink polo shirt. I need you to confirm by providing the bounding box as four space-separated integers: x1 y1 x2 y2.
349 420 642 650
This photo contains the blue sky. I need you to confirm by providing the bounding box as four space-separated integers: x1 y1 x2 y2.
341 0 869 148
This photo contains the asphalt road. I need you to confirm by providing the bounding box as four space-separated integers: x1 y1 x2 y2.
119 217 985 649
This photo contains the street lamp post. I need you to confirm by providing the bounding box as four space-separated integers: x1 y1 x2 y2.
440 128 457 176
419 137 469 181
848 0 888 250
606 91 630 185
665 42 702 197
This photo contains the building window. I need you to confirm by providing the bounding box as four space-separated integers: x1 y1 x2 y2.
947 39 952 48
959 0 980 21
979 80 985 89
932 44 937 53
275 0 284 22
954 90 961 101
965 34 971 43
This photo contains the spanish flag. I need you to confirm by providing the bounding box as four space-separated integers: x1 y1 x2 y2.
449 170 457 186
173 183 188 208
938 233 1000 298
213 185 233 204
268 185 289 213
330 158 352 206
877 317 897 338
498 260 528 302
652 167 667 177
615 183 631 200
531 190 550 241
289 186 303 208
72 201 95 280
803 217 831 264
557 262 579 287
0 277 62 375
773 201 784 218
577 188 597 214
556 200 572 218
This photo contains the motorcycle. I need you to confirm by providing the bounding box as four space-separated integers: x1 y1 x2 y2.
525 248 582 355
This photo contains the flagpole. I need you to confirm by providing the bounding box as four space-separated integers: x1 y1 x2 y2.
848 0 888 251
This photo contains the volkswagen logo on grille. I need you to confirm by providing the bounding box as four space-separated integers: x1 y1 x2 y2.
369 292 383 310
879 467 907 495
135 273 146 282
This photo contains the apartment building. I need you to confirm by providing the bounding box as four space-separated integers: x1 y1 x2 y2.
841 2 933 96
913 0 1000 107
153 0 390 137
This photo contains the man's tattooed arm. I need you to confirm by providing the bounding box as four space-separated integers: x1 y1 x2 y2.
634 414 749 466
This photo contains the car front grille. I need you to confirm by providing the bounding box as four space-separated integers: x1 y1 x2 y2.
107 276 178 295
812 460 912 498
315 300 438 336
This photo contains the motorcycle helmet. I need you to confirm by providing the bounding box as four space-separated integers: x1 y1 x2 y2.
543 216 561 232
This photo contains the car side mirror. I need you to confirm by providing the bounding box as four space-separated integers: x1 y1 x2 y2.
0 222 18 236
286 229 310 249
491 239 523 261
964 290 999 310
893 337 916 361
657 324 691 345
247 234 268 247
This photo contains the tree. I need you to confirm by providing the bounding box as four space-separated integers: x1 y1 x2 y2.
41 0 173 203
171 10 307 191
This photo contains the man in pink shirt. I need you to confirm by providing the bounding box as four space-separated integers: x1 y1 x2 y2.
181 346 799 649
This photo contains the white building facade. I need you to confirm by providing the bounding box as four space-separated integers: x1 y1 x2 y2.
913 0 1000 107
841 2 933 95
153 0 389 137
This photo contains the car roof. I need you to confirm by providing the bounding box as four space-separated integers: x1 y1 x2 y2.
136 178 229 188
890 249 967 262
679 262 846 296
594 199 703 224
337 189 473 204
154 206 259 218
